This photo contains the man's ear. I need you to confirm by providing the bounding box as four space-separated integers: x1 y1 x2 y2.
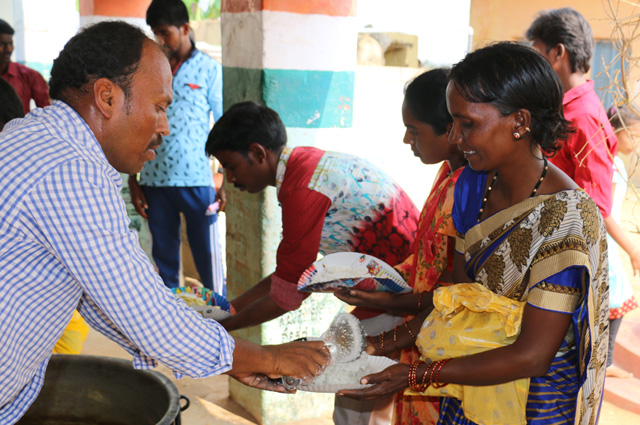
93 78 120 119
180 23 191 38
555 43 567 60
248 142 268 164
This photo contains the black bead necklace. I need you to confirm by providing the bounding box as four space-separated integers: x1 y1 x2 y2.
477 157 549 223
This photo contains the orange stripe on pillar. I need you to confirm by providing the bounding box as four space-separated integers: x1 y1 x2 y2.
221 0 356 17
79 0 151 18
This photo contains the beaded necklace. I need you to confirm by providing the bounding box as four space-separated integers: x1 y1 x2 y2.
477 157 549 222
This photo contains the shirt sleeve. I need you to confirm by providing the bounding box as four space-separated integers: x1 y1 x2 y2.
274 186 331 307
207 59 223 122
27 68 50 108
563 119 614 218
27 161 234 378
527 267 584 314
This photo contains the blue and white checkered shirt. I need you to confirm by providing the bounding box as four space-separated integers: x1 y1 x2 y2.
0 101 235 424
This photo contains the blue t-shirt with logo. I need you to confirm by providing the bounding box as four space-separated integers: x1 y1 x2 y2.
140 49 222 187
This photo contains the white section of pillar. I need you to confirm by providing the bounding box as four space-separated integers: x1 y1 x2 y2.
220 11 263 69
10 0 78 71
221 10 357 71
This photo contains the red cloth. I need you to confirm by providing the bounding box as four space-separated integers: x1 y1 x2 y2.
609 295 638 320
1 62 50 113
275 148 331 286
550 80 617 218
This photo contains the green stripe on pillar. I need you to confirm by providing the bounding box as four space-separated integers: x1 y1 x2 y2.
222 67 264 111
264 69 354 128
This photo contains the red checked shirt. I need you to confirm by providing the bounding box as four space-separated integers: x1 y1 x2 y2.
551 80 617 218
1 62 50 113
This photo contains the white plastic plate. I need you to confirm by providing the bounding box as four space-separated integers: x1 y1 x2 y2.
297 252 411 294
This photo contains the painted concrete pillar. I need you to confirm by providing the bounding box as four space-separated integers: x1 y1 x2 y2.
79 0 151 29
221 1 357 423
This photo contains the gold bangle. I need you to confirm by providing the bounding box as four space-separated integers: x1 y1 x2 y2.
393 326 399 352
404 322 416 339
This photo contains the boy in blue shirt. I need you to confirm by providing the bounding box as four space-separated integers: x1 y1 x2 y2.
129 0 225 297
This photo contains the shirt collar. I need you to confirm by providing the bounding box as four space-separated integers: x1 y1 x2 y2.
563 80 594 106
2 62 19 78
275 146 293 192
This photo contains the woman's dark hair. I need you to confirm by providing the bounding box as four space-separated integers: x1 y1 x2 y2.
49 21 148 104
404 68 452 135
449 42 571 156
146 0 189 29
206 101 287 156
525 7 593 74
0 78 24 130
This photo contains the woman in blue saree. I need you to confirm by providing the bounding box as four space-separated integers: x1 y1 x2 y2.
338 42 609 425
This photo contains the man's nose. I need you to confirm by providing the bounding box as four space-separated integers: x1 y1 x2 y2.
158 113 170 137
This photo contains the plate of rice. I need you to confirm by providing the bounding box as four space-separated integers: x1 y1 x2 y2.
298 354 397 393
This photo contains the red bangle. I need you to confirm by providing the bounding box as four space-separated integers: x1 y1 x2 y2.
367 336 378 355
408 361 423 392
432 358 452 388
418 362 432 392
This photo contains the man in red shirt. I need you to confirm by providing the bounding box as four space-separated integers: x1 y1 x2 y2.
0 19 50 113
527 8 618 220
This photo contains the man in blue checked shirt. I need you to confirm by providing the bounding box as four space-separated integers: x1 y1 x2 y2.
0 21 329 424
128 0 226 297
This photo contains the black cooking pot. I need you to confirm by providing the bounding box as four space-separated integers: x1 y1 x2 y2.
16 354 189 425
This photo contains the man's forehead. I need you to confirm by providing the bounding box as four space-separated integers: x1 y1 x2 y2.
133 41 173 98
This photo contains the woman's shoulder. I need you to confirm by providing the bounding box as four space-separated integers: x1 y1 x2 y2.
541 162 580 194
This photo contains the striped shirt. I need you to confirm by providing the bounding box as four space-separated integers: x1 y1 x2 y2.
0 101 235 424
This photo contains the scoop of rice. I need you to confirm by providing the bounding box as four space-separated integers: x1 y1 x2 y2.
311 354 370 386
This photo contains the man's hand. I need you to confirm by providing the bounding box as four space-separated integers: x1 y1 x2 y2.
229 372 296 393
215 185 227 213
228 338 330 387
128 175 148 219
267 340 331 381
337 363 409 400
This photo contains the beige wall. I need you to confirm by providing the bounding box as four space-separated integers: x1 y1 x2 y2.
470 0 640 95
470 1 620 45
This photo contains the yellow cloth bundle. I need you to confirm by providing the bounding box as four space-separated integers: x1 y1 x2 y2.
53 310 89 355
407 283 529 425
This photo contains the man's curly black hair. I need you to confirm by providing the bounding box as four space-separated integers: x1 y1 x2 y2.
49 21 149 105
